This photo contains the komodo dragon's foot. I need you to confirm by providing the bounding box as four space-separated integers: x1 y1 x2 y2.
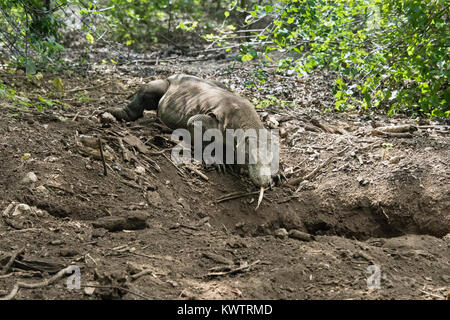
272 172 288 187
206 163 235 174
98 108 131 122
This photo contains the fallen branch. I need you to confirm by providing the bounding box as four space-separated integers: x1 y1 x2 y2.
120 180 142 190
185 166 209 181
162 153 186 177
311 118 336 134
130 269 156 281
205 260 260 277
98 138 107 176
44 184 74 195
117 138 131 162
123 134 151 154
72 111 81 121
1 247 24 275
374 125 417 133
371 124 417 138
107 247 173 261
2 202 16 217
0 266 73 300
141 154 162 172
419 290 445 300
371 130 413 138
216 191 260 203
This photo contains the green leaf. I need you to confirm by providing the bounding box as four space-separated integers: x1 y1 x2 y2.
52 78 64 92
86 33 94 44
241 53 254 62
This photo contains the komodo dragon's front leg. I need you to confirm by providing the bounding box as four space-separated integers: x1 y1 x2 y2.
186 114 219 136
186 113 230 172
106 79 169 122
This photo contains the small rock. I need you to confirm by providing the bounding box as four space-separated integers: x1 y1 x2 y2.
60 248 79 257
99 112 118 125
50 240 64 245
266 115 279 129
35 185 49 195
146 191 163 208
18 203 30 211
21 172 37 185
91 228 108 238
45 156 59 162
92 213 148 232
274 228 289 239
202 252 233 265
257 223 271 235
289 229 314 242
166 280 178 287
227 239 248 248
79 135 99 149
12 203 31 216
177 198 185 208
134 166 146 175
357 176 370 186
389 156 403 164
126 261 145 275
279 127 287 138
35 209 48 218
84 282 97 296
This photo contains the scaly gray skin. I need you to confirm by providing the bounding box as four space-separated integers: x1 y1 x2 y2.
105 74 274 189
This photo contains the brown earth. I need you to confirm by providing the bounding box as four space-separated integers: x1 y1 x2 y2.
0 58 449 300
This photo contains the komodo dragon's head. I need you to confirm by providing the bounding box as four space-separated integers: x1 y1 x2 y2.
247 148 273 188
237 129 277 209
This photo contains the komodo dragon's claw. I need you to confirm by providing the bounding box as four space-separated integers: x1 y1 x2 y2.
273 172 288 186
215 163 227 174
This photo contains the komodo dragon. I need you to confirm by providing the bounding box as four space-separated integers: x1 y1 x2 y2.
104 74 279 208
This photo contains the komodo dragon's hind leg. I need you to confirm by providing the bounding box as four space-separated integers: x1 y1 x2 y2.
105 79 169 122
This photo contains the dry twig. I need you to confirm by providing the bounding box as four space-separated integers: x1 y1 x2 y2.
1 247 24 275
0 266 73 300
216 191 260 203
